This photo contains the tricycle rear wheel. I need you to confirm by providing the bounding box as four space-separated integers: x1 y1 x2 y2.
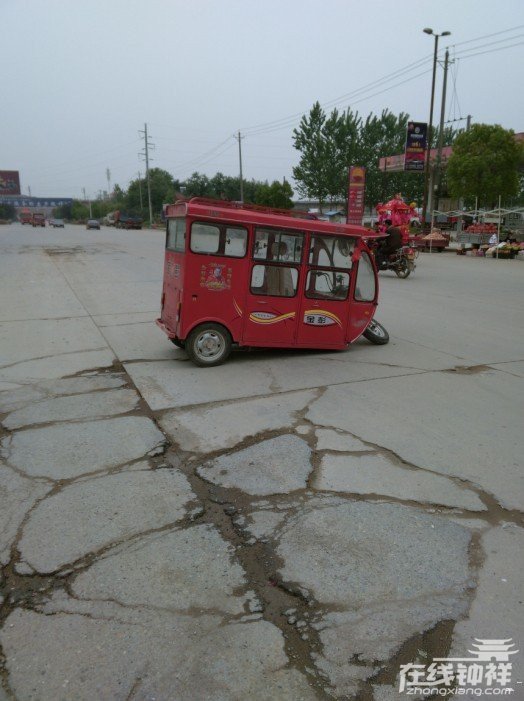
185 323 232 367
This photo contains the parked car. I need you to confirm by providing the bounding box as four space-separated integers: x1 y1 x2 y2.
86 219 100 230
50 218 65 228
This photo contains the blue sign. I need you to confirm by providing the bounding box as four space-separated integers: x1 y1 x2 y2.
0 196 73 207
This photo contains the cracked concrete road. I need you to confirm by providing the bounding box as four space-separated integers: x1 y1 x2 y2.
0 223 523 700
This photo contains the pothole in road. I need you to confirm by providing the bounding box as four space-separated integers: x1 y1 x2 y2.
444 364 492 375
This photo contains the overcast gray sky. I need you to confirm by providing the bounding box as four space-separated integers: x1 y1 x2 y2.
2 0 523 198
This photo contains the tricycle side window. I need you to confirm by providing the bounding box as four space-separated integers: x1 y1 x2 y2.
250 265 299 297
166 218 186 252
308 235 354 269
305 270 350 301
190 222 247 257
253 228 303 263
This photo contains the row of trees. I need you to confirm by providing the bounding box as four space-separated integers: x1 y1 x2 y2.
292 102 459 211
50 106 523 223
54 169 294 222
292 102 524 210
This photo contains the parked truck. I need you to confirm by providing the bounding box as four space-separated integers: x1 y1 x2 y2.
19 208 32 224
31 212 45 227
104 210 142 229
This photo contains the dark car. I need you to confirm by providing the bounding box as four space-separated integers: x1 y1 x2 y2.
86 219 100 230
50 218 65 228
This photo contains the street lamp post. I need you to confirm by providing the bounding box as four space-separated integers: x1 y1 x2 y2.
421 28 450 226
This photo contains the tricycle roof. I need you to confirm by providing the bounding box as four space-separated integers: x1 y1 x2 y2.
164 198 371 239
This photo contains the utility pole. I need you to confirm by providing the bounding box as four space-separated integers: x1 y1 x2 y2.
422 28 450 225
137 172 143 210
434 48 451 213
28 186 32 197
466 114 472 131
236 131 244 203
139 123 154 227
106 168 111 198
82 187 92 217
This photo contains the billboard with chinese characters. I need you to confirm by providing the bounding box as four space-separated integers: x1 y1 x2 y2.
404 122 427 171
346 166 366 225
0 171 21 196
379 146 453 172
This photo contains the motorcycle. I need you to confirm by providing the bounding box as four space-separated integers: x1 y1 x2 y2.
374 244 417 279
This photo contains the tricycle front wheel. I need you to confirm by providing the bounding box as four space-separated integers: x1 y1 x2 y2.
363 319 390 345
185 323 232 367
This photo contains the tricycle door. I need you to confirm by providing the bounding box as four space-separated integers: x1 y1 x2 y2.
160 218 186 335
348 247 378 342
179 221 249 342
241 228 303 347
296 234 355 348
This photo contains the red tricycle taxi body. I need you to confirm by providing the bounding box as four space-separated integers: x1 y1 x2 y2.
157 198 385 366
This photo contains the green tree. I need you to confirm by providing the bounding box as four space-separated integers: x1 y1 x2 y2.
292 102 332 211
52 202 72 219
183 172 213 198
358 110 413 208
292 104 427 212
0 203 15 220
113 184 126 203
126 169 178 218
67 200 89 221
254 180 294 209
447 124 523 207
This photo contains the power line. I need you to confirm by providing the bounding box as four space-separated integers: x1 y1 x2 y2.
240 24 522 139
244 65 433 139
453 34 524 57
241 53 434 136
456 40 524 61
172 137 234 173
450 24 524 48
172 142 236 179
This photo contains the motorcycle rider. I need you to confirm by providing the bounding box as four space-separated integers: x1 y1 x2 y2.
377 219 402 267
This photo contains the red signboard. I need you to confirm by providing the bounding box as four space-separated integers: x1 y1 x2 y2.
0 170 21 196
379 147 453 172
346 166 366 225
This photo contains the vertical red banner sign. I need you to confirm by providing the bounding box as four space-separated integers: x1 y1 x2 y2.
346 166 366 225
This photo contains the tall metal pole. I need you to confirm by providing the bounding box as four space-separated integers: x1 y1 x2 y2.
144 123 153 227
237 131 244 203
106 168 111 198
422 34 439 224
434 48 450 215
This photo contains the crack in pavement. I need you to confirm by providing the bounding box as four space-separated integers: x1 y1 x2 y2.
1 355 521 699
